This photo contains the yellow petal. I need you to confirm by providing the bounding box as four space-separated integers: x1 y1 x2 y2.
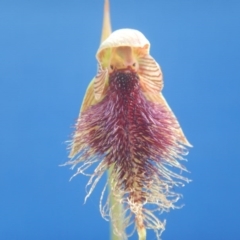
138 54 163 92
101 0 112 43
94 65 108 100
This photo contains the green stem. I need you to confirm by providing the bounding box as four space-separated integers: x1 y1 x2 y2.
137 227 146 240
109 167 125 240
100 1 126 239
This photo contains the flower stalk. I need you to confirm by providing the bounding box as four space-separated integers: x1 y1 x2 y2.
100 1 125 239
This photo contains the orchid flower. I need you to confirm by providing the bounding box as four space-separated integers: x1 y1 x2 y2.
64 1 191 239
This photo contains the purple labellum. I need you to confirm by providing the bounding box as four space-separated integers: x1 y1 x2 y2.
69 68 189 238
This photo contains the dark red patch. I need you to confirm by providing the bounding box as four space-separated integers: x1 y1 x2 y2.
73 69 184 190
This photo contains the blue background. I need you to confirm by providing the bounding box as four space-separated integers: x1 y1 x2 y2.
1 1 240 239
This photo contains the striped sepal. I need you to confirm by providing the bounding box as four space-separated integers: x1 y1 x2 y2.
94 65 108 100
138 54 163 92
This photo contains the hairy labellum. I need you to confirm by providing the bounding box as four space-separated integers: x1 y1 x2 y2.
66 68 190 239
